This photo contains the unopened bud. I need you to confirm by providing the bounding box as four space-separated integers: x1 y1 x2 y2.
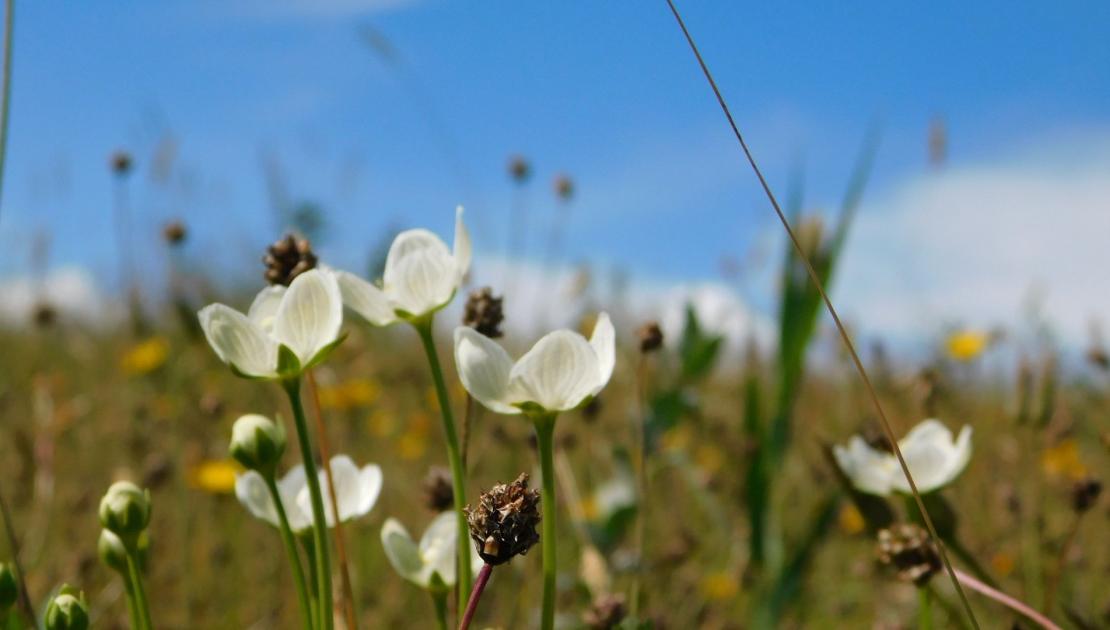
553 174 574 200
0 562 18 612
229 414 286 477
465 473 541 566
98 481 151 547
508 155 531 183
98 529 148 575
263 234 317 286
636 321 663 353
44 587 88 630
109 151 133 177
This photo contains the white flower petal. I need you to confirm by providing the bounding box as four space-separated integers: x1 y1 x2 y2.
272 269 343 367
334 270 397 326
235 471 280 528
278 465 313 533
247 286 286 333
452 206 472 280
892 420 971 493
381 518 425 586
359 464 384 518
198 304 278 378
833 437 896 496
454 327 519 414
509 330 600 412
384 239 457 316
588 312 615 395
419 511 459 587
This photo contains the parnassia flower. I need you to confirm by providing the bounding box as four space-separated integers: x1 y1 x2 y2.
236 455 382 533
453 313 615 415
381 512 481 590
198 269 343 380
333 207 471 325
833 419 972 496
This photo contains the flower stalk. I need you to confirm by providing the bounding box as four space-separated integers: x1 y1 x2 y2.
284 379 334 630
125 551 153 630
431 590 449 630
458 563 493 630
415 318 474 608
264 475 315 630
533 414 558 630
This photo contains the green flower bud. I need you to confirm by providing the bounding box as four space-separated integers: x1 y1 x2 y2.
44 587 88 630
98 481 151 546
228 414 286 476
98 529 148 575
0 562 18 612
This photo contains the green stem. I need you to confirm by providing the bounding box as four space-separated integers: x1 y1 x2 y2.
266 476 316 630
284 379 334 630
125 550 153 630
123 579 141 630
415 320 473 609
533 414 558 630
918 587 933 630
431 590 449 630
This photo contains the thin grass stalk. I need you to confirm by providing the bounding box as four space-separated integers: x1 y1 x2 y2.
431 590 449 630
306 371 359 630
660 1 980 627
264 477 316 630
954 568 1061 630
284 379 334 630
917 588 933 630
415 320 474 609
630 352 650 616
0 0 12 224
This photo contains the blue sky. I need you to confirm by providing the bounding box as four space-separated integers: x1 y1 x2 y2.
3 0 1110 342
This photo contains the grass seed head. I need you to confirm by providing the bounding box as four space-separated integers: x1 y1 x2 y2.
463 287 505 338
465 473 541 566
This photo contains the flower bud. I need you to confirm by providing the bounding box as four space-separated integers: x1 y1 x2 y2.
0 562 18 612
98 529 149 574
229 414 286 477
44 587 88 630
98 481 151 546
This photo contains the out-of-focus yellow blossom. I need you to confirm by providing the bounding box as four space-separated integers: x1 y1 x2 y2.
946 330 989 362
121 337 169 375
837 504 865 535
695 444 725 475
188 460 240 494
397 430 428 460
660 425 693 453
319 378 380 412
1041 440 1088 480
368 409 396 438
700 570 739 601
578 496 599 521
990 551 1015 578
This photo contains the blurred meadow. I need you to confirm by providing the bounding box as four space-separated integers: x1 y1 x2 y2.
0 2 1108 629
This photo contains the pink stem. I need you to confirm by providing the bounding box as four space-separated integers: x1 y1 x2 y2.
458 563 493 630
953 568 1062 630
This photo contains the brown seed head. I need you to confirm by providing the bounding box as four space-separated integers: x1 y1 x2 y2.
423 466 454 512
465 473 541 566
508 155 531 183
877 523 941 586
163 221 187 246
32 302 57 328
110 150 133 177
463 287 505 338
582 593 627 630
637 321 664 353
554 174 574 200
1072 476 1102 513
263 233 318 286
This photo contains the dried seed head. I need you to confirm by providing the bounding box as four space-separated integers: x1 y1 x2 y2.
32 302 57 328
554 174 574 200
637 321 664 353
423 466 454 512
581 396 602 423
263 233 318 286
877 523 941 586
582 593 627 630
163 220 187 246
1072 477 1102 513
465 473 541 566
508 155 531 183
110 151 133 177
463 287 505 338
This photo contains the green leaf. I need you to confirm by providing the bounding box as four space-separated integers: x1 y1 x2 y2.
678 303 724 382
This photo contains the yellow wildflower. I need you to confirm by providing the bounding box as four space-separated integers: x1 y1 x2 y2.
578 496 599 521
700 570 739 601
946 330 989 362
837 504 865 535
368 409 396 438
319 378 380 412
121 337 169 376
188 460 240 494
695 444 725 475
398 430 428 460
1041 440 1088 480
660 425 693 453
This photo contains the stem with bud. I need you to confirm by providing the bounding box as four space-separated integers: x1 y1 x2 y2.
264 476 316 630
125 551 153 630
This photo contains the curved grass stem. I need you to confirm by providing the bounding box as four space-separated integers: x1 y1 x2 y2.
284 379 334 630
415 319 474 612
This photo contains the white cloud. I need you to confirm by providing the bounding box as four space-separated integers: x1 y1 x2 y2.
0 267 120 328
836 129 1110 346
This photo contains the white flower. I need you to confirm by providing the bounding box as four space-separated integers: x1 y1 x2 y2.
833 419 972 496
380 512 481 590
333 207 471 325
235 455 383 533
453 313 615 415
198 269 344 379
